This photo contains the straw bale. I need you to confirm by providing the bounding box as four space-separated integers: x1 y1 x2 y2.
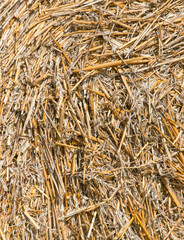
0 0 184 239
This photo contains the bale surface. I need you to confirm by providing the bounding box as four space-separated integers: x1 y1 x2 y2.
0 0 184 239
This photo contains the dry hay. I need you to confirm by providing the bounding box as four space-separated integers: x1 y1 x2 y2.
0 0 184 239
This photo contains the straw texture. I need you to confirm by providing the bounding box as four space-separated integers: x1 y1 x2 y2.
0 0 184 239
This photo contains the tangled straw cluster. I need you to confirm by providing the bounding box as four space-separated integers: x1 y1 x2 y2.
0 0 184 239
